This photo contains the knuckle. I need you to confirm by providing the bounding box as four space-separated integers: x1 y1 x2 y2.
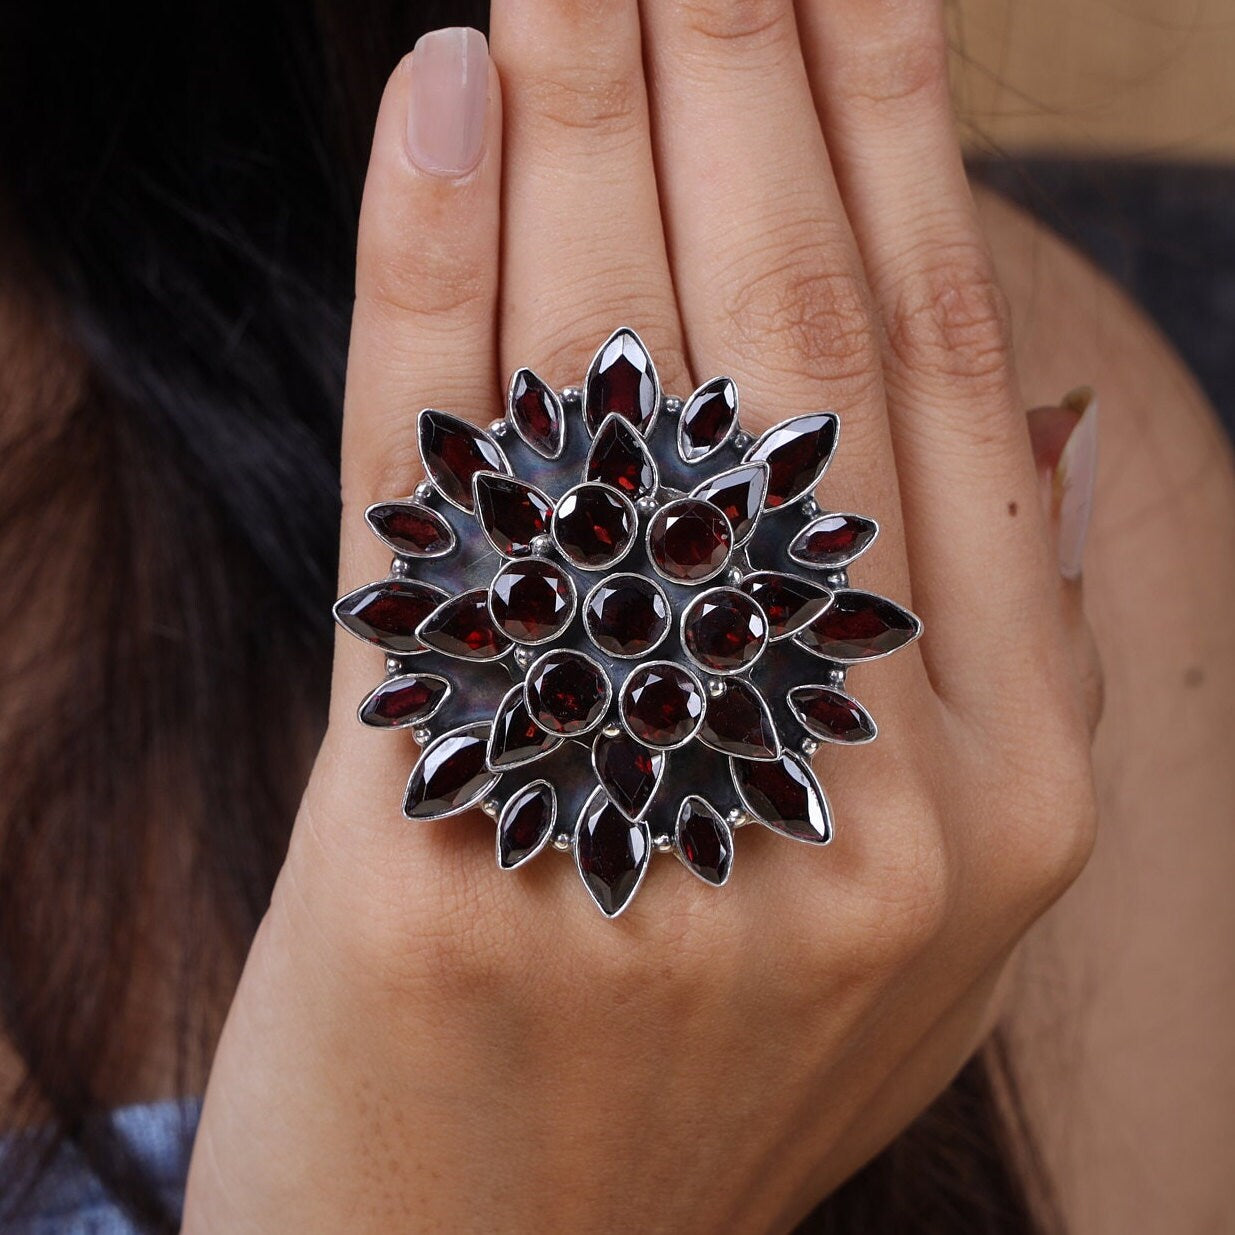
676 0 796 50
838 20 949 110
359 245 491 323
519 68 643 140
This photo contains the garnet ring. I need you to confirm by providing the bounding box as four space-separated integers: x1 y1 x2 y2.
334 328 921 918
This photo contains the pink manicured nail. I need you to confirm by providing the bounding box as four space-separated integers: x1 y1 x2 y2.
407 27 488 178
1054 387 1098 581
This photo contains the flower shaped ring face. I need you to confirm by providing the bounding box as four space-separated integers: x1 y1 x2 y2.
334 328 921 918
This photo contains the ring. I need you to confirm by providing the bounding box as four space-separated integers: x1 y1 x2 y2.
334 328 921 918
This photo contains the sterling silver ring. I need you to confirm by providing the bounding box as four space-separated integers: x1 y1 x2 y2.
333 328 921 918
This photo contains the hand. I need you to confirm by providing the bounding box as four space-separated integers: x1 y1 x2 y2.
183 4 1099 1231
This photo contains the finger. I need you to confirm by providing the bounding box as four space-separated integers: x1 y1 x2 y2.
797 1 1055 711
489 0 687 390
332 29 502 749
639 0 909 603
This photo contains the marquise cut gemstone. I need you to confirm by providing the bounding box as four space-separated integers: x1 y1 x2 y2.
789 514 878 569
593 731 664 820
359 674 449 728
365 502 454 557
745 412 838 509
552 484 636 569
740 572 833 640
682 589 768 674
404 726 496 819
584 329 658 435
797 591 919 661
733 754 831 844
488 687 562 769
575 793 651 916
790 685 877 743
699 680 778 760
678 377 737 462
489 559 574 643
583 574 670 658
418 590 512 660
509 368 563 458
689 463 768 544
676 798 732 885
474 473 552 557
586 415 657 498
620 663 705 748
498 782 556 868
334 580 447 653
647 499 732 583
419 410 508 511
525 651 611 736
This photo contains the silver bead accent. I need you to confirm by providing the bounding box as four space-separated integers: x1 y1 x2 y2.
513 647 535 670
799 497 821 519
635 494 659 517
388 556 410 577
481 798 501 818
552 832 572 851
726 565 744 585
800 737 821 758
413 480 434 501
654 832 673 853
727 807 750 828
824 570 849 590
412 726 433 745
661 396 683 417
732 430 753 451
530 533 554 556
488 418 510 439
707 678 727 698
560 386 582 407
602 722 623 738
826 667 846 688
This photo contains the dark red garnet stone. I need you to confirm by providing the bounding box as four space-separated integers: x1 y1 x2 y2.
700 680 777 760
621 663 704 748
679 378 737 461
404 729 493 819
489 691 560 769
553 484 635 569
475 474 552 556
792 686 876 743
683 589 768 674
585 330 657 435
746 413 838 508
740 572 832 639
360 675 447 727
584 575 670 658
420 411 507 511
499 782 555 868
692 463 767 543
418 590 511 659
490 560 574 643
791 514 878 569
576 795 650 916
593 731 663 820
366 503 453 557
336 581 445 654
798 591 918 661
509 369 563 457
677 800 732 885
734 756 830 843
648 499 731 583
526 652 611 735
587 416 656 498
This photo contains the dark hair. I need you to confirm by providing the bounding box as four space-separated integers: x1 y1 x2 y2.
0 3 1058 1231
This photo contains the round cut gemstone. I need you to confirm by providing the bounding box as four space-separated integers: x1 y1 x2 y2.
584 328 658 434
509 368 563 458
797 590 920 661
490 559 574 643
474 473 552 557
488 687 562 769
498 782 556 868
789 513 878 569
733 754 831 844
740 572 833 640
682 588 768 674
334 580 447 654
678 377 737 462
365 502 454 557
675 798 732 885
699 679 778 760
789 685 877 743
586 415 657 498
745 412 838 509
403 726 496 819
593 731 664 820
575 792 651 917
583 574 670 658
689 462 768 543
417 589 511 660
359 674 449 728
620 662 705 748
647 498 732 583
419 410 508 511
525 651 611 736
552 483 636 569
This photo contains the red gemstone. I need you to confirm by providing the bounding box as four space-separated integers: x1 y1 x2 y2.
790 685 877 743
678 377 737 462
583 574 670 658
745 413 838 508
509 368 563 458
789 514 878 569
584 329 658 435
620 662 705 748
419 410 507 511
797 590 919 661
733 754 831 844
682 588 768 674
488 687 561 769
489 559 574 643
404 726 496 819
334 580 447 653
676 798 732 885
474 473 552 556
593 731 664 820
740 572 833 639
699 679 778 760
552 484 635 569
586 415 657 498
498 782 556 868
575 792 651 916
647 498 732 583
689 463 768 544
365 502 454 557
525 651 611 735
359 674 449 727
417 590 511 660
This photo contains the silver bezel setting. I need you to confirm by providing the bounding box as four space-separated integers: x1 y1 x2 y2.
357 672 451 729
677 376 738 465
496 780 559 869
488 557 578 647
573 786 653 919
581 572 672 660
787 512 881 572
618 659 707 751
416 408 511 514
679 586 770 677
551 481 638 573
524 648 614 738
644 497 735 587
673 796 734 887
403 722 500 822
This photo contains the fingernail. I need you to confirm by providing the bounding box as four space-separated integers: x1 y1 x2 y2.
406 27 488 178
1054 387 1098 581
